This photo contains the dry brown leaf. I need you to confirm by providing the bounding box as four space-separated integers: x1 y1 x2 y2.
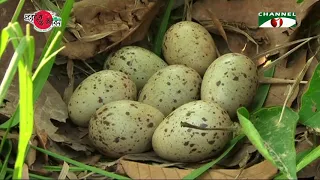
219 143 256 168
119 159 277 179
58 161 70 180
264 49 307 107
26 138 38 167
60 0 162 60
50 122 94 152
22 164 30 180
67 172 79 180
192 0 317 58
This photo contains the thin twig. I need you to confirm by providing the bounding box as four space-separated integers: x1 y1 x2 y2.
253 34 320 60
258 38 312 75
180 122 237 131
259 77 308 84
278 48 320 125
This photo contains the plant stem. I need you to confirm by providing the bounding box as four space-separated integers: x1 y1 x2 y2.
180 122 238 131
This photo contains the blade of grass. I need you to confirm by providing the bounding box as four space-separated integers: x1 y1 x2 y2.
0 0 74 129
5 167 53 180
10 0 25 23
31 145 131 179
250 66 275 113
153 0 174 56
44 166 86 172
0 23 26 163
182 134 245 180
13 25 34 180
0 32 25 107
0 28 9 59
0 141 12 179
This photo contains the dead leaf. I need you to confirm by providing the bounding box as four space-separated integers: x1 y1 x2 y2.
50 122 94 153
192 0 317 57
22 164 30 180
264 49 307 107
119 159 277 179
67 172 79 180
26 138 38 167
219 143 256 168
59 0 162 60
58 161 69 180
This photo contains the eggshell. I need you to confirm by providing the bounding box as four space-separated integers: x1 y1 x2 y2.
68 70 137 127
89 100 165 158
152 100 233 162
162 21 217 76
201 53 259 118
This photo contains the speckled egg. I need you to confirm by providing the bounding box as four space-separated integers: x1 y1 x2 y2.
152 100 233 163
88 100 165 158
138 65 202 116
162 21 217 76
201 53 259 118
104 46 168 90
68 70 137 127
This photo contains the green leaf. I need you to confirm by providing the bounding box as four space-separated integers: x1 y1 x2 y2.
299 63 320 129
153 0 174 56
31 145 131 180
182 134 245 180
250 107 299 179
296 0 304 3
237 107 274 163
274 148 317 180
250 66 275 112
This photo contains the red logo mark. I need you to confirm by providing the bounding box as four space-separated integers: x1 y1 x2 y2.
34 10 53 30
271 18 283 27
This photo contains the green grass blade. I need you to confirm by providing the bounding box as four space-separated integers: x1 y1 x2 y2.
0 0 74 129
11 0 25 23
31 145 131 179
182 134 245 180
0 28 10 59
236 107 274 164
44 165 85 172
5 168 53 180
275 146 319 179
296 145 320 173
0 141 12 179
0 36 27 107
250 66 275 112
153 0 174 56
0 0 7 4
0 23 26 154
13 33 34 179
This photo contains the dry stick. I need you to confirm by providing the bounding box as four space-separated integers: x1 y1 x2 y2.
180 122 237 131
252 34 320 61
277 49 320 125
82 60 96 74
259 77 308 84
223 25 259 54
258 38 313 75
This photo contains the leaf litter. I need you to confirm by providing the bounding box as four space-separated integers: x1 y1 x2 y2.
2 0 320 179
59 0 163 60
